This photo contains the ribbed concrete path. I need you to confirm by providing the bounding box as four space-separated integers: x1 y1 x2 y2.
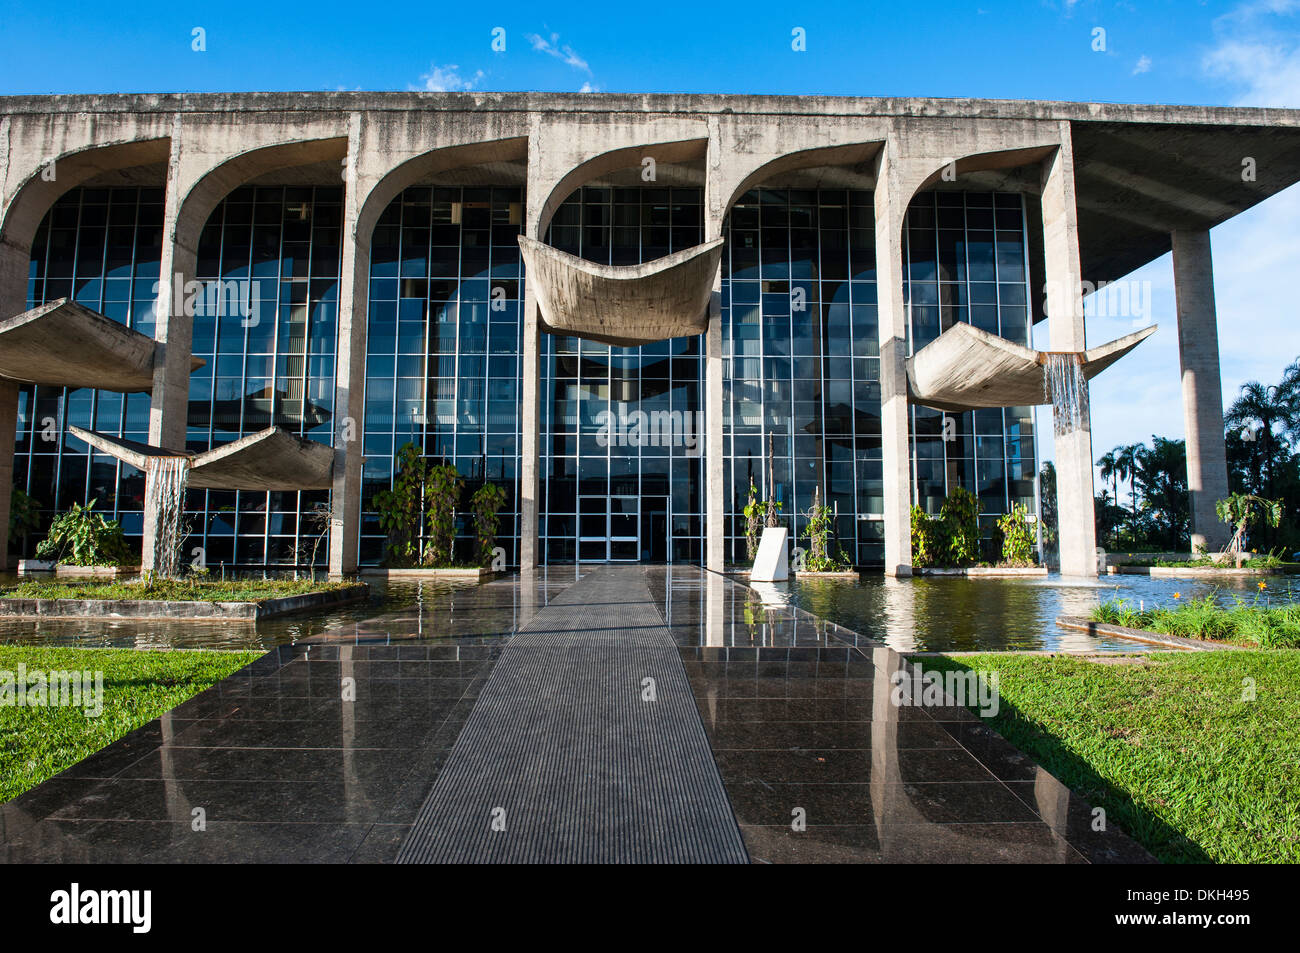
396 566 748 863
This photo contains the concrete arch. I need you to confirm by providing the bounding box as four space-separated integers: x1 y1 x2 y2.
907 144 1056 200
328 136 531 575
171 136 349 257
717 140 885 225
0 136 172 315
148 135 351 450
533 137 708 238
353 136 528 252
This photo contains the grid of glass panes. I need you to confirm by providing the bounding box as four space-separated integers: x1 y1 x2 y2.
540 186 704 564
904 191 1036 531
360 186 523 566
721 189 883 566
16 187 163 551
187 185 341 567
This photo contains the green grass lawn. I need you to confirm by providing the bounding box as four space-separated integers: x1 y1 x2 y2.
1 578 354 603
0 645 262 802
927 650 1300 863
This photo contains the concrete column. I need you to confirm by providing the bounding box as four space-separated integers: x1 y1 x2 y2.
704 117 726 573
1041 127 1098 577
519 118 544 572
519 286 542 571
1172 229 1230 553
0 380 16 570
0 237 26 571
705 300 725 571
143 120 195 573
874 146 913 577
329 113 366 575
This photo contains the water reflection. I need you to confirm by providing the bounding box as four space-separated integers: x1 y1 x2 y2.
789 572 1299 653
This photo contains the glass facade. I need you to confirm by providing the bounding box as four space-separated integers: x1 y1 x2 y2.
904 191 1037 535
540 186 705 564
19 184 342 568
16 182 1035 570
19 187 162 539
360 186 524 565
722 188 1035 566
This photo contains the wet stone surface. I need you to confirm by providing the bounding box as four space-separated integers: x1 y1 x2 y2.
1 567 1153 864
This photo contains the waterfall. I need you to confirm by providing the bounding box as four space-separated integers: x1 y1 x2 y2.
1043 353 1090 436
145 456 191 578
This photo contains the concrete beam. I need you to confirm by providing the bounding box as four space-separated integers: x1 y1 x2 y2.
1172 229 1230 553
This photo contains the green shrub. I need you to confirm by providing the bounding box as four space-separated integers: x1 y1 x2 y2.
470 482 507 567
911 505 941 568
423 464 463 567
33 499 129 567
996 502 1035 566
939 486 980 566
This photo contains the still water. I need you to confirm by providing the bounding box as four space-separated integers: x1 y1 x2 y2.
788 571 1297 652
0 575 483 651
1 569 1292 654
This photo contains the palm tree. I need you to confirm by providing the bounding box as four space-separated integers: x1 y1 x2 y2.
1135 436 1190 549
1116 442 1143 521
1225 381 1296 498
1097 449 1121 503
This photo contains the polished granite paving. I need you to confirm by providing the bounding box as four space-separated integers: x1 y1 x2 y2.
397 567 747 863
0 566 1154 863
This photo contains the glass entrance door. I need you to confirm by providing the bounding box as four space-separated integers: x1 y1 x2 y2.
578 494 639 562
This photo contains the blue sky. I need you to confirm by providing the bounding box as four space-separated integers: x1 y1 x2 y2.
2 0 1298 475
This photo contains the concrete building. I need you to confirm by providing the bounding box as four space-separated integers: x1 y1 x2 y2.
2 92 1298 578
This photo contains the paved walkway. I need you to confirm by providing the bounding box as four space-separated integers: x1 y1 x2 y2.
0 566 1153 864
398 567 746 862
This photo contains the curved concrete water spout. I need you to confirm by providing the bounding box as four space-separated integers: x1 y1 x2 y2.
518 235 724 346
0 299 204 393
68 425 334 490
905 322 1157 412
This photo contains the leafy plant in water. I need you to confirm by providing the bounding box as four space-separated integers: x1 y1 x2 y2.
939 486 981 566
470 482 507 567
424 463 463 567
911 505 941 569
996 502 1036 566
742 479 764 562
374 443 428 568
33 499 129 567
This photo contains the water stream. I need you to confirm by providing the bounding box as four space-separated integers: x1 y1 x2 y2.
1043 352 1090 436
144 456 191 578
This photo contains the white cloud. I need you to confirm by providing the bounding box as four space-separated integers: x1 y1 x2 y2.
578 81 600 93
1203 0 1300 106
525 32 592 73
1132 55 1152 74
412 64 484 92
1064 0 1300 475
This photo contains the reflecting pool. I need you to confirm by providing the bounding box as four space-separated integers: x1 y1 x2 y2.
788 571 1299 653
